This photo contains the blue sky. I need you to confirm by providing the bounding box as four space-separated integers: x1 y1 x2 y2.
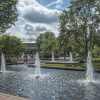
7 0 70 42
38 0 70 10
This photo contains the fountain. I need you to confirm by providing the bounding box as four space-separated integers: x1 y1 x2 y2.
70 52 73 62
78 51 96 84
34 53 41 77
1 53 6 73
86 51 94 82
85 26 94 82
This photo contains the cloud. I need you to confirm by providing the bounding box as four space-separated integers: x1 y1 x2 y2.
23 8 59 23
35 25 48 32
6 0 61 42
25 24 49 33
19 0 60 23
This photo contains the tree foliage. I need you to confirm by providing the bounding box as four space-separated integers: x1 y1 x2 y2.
36 31 58 55
0 0 18 33
59 0 100 57
58 10 79 59
0 35 26 60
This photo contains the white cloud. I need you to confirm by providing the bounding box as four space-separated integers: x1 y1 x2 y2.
18 0 60 23
23 7 59 23
6 0 61 42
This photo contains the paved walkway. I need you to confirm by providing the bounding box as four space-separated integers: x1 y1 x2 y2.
0 93 27 100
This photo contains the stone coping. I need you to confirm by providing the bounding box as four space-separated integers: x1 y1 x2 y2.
0 93 27 100
41 66 100 73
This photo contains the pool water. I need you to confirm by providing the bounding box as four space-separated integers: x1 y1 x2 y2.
0 65 100 100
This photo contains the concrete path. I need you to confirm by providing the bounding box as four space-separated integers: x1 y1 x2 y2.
0 93 27 100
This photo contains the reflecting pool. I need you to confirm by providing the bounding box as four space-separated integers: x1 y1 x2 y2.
0 65 100 100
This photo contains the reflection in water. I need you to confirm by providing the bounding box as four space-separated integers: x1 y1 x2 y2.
84 84 95 100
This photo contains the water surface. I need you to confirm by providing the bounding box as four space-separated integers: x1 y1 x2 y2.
0 65 100 100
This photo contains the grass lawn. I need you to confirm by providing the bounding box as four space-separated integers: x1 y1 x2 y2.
41 63 85 68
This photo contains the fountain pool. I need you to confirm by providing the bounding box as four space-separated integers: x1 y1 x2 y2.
0 64 100 100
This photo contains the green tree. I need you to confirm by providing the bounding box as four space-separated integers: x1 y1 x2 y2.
70 0 100 56
36 31 58 59
59 0 100 59
0 0 18 33
0 35 26 61
59 10 78 59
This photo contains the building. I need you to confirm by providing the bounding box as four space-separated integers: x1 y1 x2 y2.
23 41 37 58
8 41 37 64
15 41 37 63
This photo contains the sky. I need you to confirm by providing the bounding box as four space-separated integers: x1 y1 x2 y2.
6 0 70 42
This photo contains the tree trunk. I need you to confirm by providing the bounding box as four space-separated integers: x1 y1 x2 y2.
51 51 55 61
70 52 73 62
63 50 66 60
